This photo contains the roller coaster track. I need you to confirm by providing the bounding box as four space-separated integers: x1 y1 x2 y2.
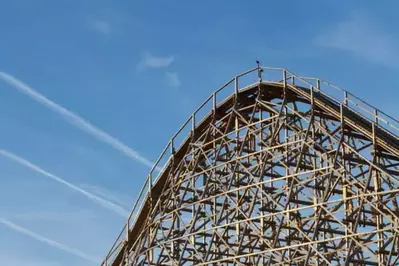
102 67 399 265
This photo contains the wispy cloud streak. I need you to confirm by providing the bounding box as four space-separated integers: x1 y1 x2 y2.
0 150 129 217
0 218 99 263
136 52 175 71
165 72 181 89
90 19 111 35
314 12 399 69
0 72 158 170
81 184 134 209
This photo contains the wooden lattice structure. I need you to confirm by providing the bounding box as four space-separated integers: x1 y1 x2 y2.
103 66 399 265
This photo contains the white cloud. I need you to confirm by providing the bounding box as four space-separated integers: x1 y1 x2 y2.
314 13 399 68
0 72 159 170
136 52 175 71
0 218 99 264
0 150 129 217
165 72 181 88
90 19 111 35
80 184 134 209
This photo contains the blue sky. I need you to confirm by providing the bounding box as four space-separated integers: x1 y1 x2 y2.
0 1 399 265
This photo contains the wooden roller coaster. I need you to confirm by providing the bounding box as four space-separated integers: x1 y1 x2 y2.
103 66 399 265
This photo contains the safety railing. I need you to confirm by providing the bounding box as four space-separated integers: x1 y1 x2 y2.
286 70 399 137
101 66 399 265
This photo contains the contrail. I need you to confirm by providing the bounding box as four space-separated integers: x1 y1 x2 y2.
0 150 129 217
0 72 159 171
0 218 99 264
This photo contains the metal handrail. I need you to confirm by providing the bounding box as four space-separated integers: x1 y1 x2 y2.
304 76 399 125
287 72 399 133
101 66 398 265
